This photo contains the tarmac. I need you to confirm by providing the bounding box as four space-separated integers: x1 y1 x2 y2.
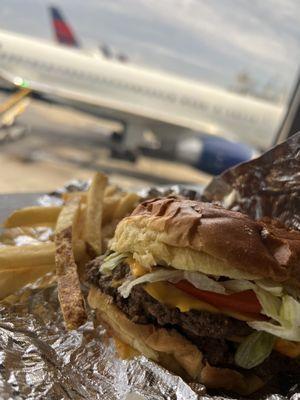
0 90 211 193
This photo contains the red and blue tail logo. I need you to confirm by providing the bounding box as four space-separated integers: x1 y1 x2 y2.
49 6 79 47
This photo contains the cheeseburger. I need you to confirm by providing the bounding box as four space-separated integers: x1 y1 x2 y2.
87 197 300 395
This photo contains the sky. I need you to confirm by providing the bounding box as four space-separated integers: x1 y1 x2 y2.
0 0 299 104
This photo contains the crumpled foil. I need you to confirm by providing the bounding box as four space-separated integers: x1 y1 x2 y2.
202 133 300 232
0 282 207 400
1 133 300 400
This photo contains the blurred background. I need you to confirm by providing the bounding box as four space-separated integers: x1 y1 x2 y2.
0 0 299 192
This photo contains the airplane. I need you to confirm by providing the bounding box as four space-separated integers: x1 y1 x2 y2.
0 14 285 173
49 6 127 62
49 6 79 48
46 6 285 151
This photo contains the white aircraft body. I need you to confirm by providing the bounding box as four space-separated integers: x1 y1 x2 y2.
0 29 285 149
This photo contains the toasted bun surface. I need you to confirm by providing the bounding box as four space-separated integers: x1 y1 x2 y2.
88 286 264 395
111 197 300 284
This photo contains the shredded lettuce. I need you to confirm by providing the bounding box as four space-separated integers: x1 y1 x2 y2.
174 271 226 294
235 331 275 369
244 291 300 341
248 321 300 341
280 295 300 327
222 279 254 292
254 287 281 321
100 252 130 274
118 269 181 298
255 280 283 297
118 268 225 298
241 285 300 342
251 290 300 340
222 279 283 298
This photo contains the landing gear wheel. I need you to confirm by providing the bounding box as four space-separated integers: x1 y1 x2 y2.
110 147 137 162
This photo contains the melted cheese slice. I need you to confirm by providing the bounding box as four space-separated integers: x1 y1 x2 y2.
144 281 257 322
274 339 300 358
127 257 148 277
114 337 140 359
145 281 218 313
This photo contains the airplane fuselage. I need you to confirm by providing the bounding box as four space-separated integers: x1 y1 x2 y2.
0 29 285 149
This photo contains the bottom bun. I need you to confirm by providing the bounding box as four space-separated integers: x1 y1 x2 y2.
88 286 264 395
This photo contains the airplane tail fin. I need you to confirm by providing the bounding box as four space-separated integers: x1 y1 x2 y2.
49 6 79 47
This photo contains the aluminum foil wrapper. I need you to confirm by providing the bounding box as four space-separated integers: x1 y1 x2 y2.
202 133 300 232
1 133 300 400
0 282 207 400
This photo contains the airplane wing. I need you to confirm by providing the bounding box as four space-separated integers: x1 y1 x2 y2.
49 6 79 47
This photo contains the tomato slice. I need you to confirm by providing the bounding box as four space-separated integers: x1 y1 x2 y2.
174 280 262 314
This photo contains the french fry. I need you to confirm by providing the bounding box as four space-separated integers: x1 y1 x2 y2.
113 192 140 220
0 226 53 246
101 222 119 252
1 272 57 305
0 242 55 300
0 170 142 304
0 242 55 269
3 206 62 228
0 237 84 302
62 185 118 206
0 264 54 300
62 192 87 203
62 185 117 204
55 197 87 330
84 172 108 256
0 234 85 264
104 185 118 197
73 239 87 263
102 194 123 225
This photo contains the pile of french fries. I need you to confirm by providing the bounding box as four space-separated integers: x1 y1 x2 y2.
0 172 140 329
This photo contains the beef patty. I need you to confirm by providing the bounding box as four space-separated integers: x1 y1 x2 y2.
88 260 252 339
87 257 300 385
88 259 250 365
